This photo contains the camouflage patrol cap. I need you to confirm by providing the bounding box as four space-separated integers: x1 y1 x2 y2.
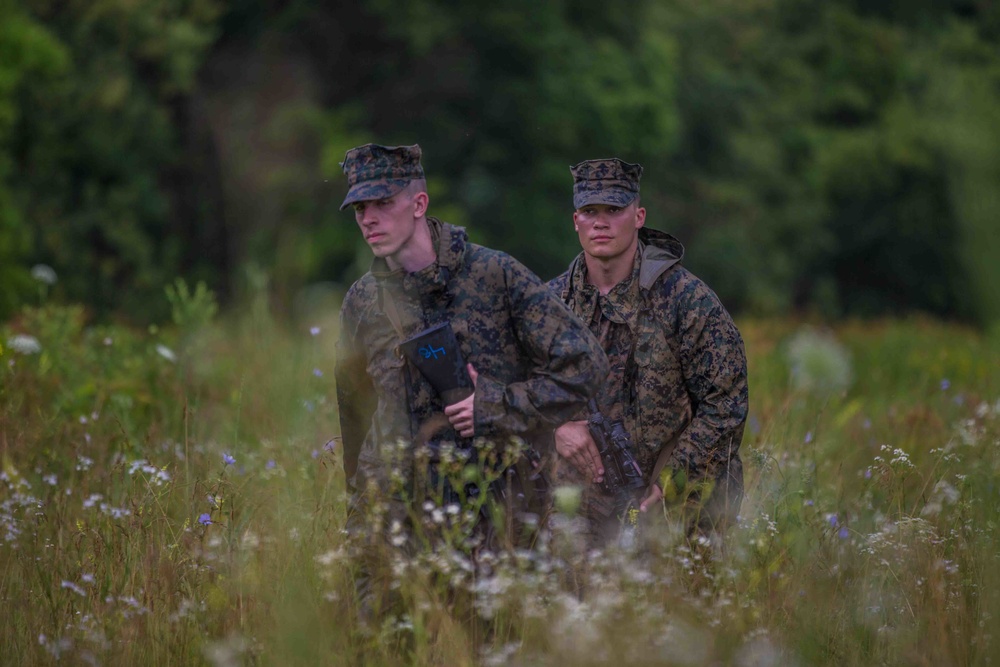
339 143 425 210
570 158 643 209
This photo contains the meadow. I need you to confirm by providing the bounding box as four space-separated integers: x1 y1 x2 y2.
2 288 998 666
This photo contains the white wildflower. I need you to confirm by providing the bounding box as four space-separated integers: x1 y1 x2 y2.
156 344 177 362
315 549 344 567
31 264 58 285
921 480 961 517
203 634 248 667
240 531 259 550
786 327 853 394
7 335 42 355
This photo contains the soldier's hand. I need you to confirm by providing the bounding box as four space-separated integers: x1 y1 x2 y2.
444 364 479 438
639 483 663 512
554 420 604 484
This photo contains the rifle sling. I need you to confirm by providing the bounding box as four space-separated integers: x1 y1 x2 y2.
376 284 417 443
379 285 406 345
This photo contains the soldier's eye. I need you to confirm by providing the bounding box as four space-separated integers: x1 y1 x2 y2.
608 207 621 214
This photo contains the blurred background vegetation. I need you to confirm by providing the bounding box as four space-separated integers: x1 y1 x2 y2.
2 0 999 325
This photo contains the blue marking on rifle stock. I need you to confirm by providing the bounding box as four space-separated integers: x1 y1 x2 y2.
419 345 446 360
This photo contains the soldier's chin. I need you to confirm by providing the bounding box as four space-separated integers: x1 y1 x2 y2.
587 246 618 258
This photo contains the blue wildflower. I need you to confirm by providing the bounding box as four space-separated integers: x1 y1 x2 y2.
940 379 950 391
310 326 321 336
838 527 850 539
804 431 813 444
312 368 323 378
222 453 236 466
198 513 212 526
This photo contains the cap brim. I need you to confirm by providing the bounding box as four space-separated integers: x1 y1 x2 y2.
339 179 412 211
573 188 638 210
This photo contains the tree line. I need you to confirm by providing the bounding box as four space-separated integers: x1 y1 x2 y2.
2 0 999 325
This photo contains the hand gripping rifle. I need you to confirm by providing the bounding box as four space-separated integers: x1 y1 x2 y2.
587 400 646 529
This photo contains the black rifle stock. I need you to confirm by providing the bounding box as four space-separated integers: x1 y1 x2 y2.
398 322 474 404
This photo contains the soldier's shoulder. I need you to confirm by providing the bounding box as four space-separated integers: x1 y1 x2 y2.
340 274 377 317
344 272 376 298
650 264 711 300
465 241 515 267
651 266 740 332
465 242 542 281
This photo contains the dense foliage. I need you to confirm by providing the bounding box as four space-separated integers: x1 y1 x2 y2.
2 0 999 323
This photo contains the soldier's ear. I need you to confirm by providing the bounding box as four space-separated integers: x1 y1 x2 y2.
411 190 429 217
634 205 646 229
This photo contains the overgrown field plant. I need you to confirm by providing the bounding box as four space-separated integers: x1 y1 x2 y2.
2 284 999 665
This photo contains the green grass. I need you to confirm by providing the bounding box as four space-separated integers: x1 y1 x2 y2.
2 304 998 665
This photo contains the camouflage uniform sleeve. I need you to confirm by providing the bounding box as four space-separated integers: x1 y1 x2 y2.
335 284 375 490
546 271 570 297
474 258 608 435
667 277 748 480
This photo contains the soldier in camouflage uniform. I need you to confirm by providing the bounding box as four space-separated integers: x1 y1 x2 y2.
550 158 748 546
335 144 608 596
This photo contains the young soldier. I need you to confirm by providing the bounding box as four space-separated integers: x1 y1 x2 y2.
550 158 748 546
334 144 608 603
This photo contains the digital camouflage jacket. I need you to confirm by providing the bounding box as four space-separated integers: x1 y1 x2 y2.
336 218 609 494
549 227 748 523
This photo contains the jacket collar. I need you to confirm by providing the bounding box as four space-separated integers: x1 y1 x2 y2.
567 247 643 328
562 226 685 301
369 217 468 295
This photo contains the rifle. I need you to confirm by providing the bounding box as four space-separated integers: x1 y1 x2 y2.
587 400 645 529
399 320 550 542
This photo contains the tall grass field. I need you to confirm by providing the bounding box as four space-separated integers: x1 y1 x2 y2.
2 294 998 665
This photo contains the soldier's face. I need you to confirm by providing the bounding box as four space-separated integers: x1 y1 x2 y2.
353 191 424 262
573 201 646 262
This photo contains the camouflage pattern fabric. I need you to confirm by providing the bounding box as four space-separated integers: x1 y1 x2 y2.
549 226 748 537
336 217 609 508
570 158 643 209
339 143 425 210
